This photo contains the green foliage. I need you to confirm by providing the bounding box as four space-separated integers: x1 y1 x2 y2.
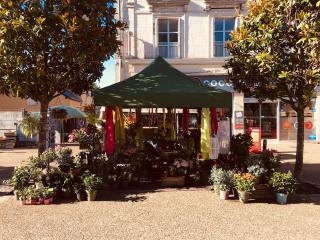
82 172 102 192
234 173 256 192
269 171 297 194
42 187 55 199
209 167 235 191
230 134 253 170
226 0 320 108
20 114 39 138
0 1 125 153
10 166 30 191
27 186 40 200
247 165 267 177
226 0 320 178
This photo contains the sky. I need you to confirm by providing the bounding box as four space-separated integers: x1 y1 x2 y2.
97 58 116 88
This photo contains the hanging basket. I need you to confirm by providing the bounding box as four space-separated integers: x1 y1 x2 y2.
52 109 68 119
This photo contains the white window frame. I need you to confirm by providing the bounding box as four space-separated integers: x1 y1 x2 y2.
156 18 180 59
213 18 235 57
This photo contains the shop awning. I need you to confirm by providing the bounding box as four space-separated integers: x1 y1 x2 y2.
94 56 232 108
34 105 86 119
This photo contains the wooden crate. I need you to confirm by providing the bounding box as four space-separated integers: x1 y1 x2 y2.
161 177 185 187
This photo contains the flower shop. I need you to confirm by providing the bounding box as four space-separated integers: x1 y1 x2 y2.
93 56 233 187
9 57 298 206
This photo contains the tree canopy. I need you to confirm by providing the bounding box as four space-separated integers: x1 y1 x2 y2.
0 0 125 153
226 0 320 179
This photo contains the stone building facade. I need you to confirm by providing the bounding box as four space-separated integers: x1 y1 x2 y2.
115 0 320 142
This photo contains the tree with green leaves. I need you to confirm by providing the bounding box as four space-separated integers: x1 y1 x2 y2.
225 0 320 179
0 0 125 154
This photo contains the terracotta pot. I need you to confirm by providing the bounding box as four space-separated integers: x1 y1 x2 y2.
49 197 53 204
44 199 51 205
20 199 26 206
238 191 250 204
219 190 230 200
30 199 37 205
86 190 98 201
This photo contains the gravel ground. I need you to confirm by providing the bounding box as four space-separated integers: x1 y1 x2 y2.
0 188 320 240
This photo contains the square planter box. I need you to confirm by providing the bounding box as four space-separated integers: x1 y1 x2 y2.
161 177 185 187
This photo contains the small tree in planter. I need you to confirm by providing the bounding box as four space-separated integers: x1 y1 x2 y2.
234 173 256 204
82 173 102 201
269 171 296 205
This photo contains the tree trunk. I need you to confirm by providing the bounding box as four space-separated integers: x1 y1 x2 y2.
38 100 49 155
294 107 304 181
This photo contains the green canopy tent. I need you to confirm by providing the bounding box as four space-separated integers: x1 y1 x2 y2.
94 56 232 108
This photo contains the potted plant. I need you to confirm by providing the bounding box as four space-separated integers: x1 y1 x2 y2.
247 164 267 184
62 173 74 198
218 170 235 200
70 156 83 177
234 173 256 203
73 183 85 201
82 173 102 201
10 166 30 200
19 189 28 206
42 187 55 205
27 186 39 205
56 147 75 173
269 171 296 204
209 167 224 196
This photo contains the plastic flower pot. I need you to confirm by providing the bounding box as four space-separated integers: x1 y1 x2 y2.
219 190 229 200
238 191 250 204
213 185 220 196
44 199 51 205
86 190 97 201
276 193 288 205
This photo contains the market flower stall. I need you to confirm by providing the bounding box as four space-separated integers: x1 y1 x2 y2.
93 56 232 187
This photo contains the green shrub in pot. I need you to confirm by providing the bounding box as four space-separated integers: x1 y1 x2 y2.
209 167 224 195
269 171 296 204
82 172 102 201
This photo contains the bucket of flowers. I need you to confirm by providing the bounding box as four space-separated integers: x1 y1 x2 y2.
234 173 256 203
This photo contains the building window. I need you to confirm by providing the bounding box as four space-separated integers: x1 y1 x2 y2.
214 18 235 57
158 19 179 59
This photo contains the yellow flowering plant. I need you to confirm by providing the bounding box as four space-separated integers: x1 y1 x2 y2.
234 173 256 192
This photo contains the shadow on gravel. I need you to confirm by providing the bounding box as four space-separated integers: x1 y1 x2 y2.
0 166 14 182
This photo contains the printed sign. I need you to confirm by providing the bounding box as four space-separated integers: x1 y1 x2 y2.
234 111 244 129
249 127 261 153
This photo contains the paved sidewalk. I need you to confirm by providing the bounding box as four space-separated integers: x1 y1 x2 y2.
269 141 320 186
